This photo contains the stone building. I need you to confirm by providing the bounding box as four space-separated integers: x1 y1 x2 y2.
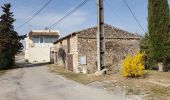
53 24 141 74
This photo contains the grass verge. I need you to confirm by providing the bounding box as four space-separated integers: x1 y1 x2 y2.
48 64 112 84
48 64 170 100
105 70 170 100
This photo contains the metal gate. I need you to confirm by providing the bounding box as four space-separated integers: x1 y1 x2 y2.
67 54 73 71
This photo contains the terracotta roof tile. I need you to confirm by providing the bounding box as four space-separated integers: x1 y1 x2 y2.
29 31 59 37
54 24 141 44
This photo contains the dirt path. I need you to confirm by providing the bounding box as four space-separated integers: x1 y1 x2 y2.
0 58 132 100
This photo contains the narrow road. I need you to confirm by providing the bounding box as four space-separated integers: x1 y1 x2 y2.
0 56 131 100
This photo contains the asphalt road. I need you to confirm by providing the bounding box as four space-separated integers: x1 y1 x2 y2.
0 57 132 100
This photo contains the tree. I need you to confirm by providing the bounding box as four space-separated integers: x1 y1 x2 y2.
148 0 170 71
141 33 155 69
140 33 158 70
0 4 23 69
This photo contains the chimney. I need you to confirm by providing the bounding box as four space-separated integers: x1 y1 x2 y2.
44 27 51 32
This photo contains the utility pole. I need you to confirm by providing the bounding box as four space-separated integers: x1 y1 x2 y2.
97 0 105 71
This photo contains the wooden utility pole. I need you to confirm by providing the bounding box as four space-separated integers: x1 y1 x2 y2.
97 0 105 71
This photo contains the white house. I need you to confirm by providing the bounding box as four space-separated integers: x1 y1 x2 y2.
25 29 59 63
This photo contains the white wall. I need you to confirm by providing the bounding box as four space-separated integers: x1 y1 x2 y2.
28 47 51 63
24 35 56 63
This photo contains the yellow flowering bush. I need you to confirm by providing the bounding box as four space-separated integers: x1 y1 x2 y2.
122 52 145 77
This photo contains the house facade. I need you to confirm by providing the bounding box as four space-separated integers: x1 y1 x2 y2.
25 29 59 63
53 24 141 74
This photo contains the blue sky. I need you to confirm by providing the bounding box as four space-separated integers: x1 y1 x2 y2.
0 0 170 36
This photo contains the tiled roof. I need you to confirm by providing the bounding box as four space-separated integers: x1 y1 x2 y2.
29 30 59 37
76 24 141 38
54 24 141 44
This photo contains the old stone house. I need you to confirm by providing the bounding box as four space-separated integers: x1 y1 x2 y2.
53 24 141 74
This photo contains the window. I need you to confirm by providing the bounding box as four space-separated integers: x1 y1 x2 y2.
44 37 49 43
40 37 44 43
80 56 87 65
44 37 57 43
33 37 39 43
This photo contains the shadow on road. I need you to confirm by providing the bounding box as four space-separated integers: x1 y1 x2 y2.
0 62 49 71
13 55 50 69
15 61 50 69
0 55 50 71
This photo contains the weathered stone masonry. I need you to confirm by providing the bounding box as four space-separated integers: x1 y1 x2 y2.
77 38 140 73
54 24 141 74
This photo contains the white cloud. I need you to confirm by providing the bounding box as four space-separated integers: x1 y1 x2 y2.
14 6 89 36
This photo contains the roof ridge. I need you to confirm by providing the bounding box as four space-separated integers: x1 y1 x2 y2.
54 24 141 44
71 23 139 36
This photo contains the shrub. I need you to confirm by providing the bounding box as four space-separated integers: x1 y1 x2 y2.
122 52 145 77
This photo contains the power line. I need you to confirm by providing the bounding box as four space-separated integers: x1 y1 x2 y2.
104 0 126 24
15 0 53 30
49 0 90 29
123 0 146 33
104 0 121 19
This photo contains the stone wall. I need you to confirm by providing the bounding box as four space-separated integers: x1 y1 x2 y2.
77 38 140 74
54 38 67 67
54 24 141 74
77 38 97 73
54 35 79 73
70 35 79 73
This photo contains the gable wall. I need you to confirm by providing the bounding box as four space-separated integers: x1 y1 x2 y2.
77 37 140 74
53 24 141 74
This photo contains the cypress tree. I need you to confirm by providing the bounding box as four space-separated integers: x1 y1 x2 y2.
148 0 170 71
0 4 23 68
140 33 156 69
